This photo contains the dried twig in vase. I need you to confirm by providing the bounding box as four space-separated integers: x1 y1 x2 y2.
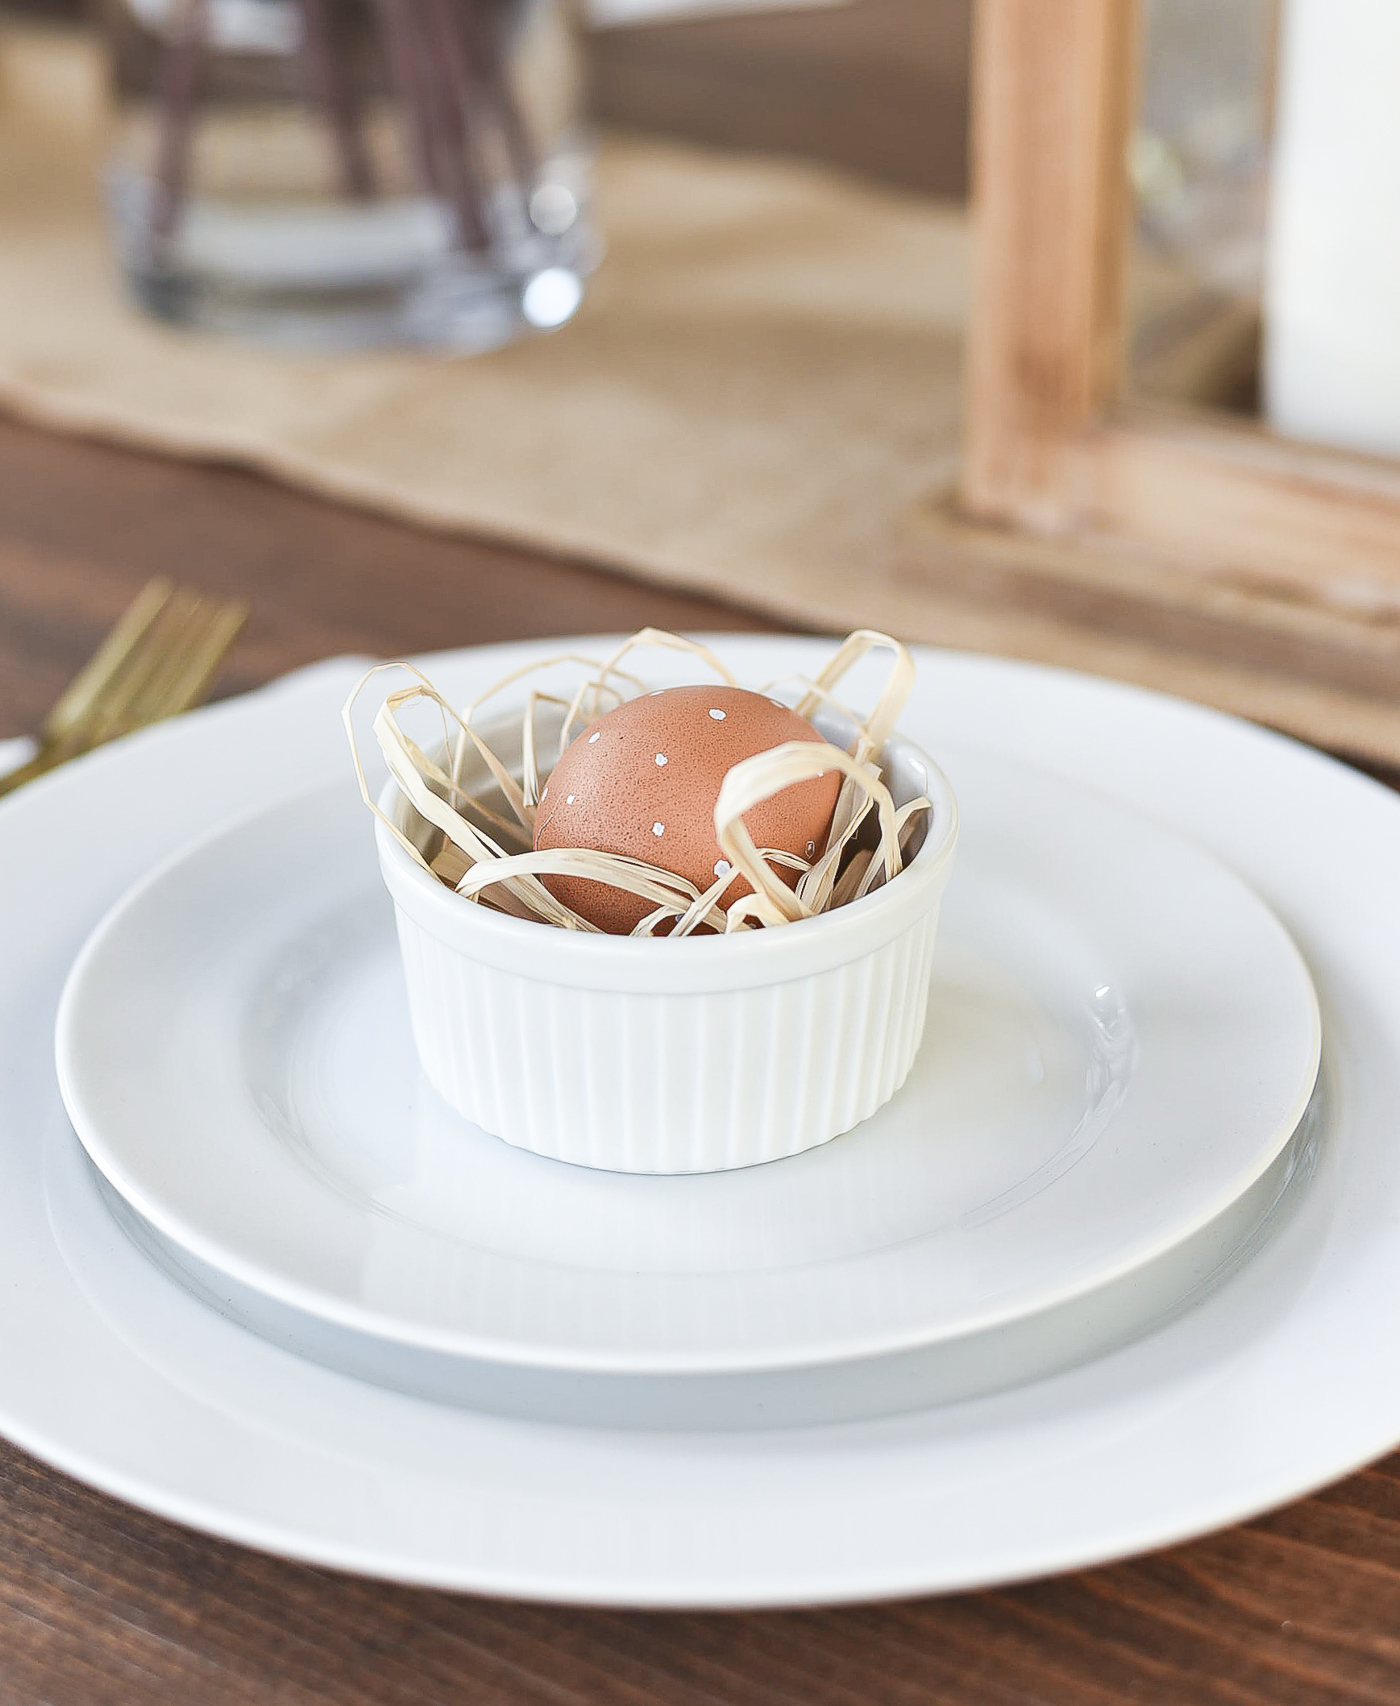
149 0 206 244
297 0 375 199
145 0 532 266
458 0 536 205
422 0 494 252
371 0 447 197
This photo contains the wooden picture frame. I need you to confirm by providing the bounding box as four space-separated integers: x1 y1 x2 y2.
901 0 1400 764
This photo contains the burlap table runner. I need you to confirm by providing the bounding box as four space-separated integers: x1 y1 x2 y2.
4 24 1396 762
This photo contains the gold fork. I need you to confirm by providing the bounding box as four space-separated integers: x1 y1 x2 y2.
0 579 249 799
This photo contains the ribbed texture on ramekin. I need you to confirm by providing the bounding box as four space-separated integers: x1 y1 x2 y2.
392 901 943 1173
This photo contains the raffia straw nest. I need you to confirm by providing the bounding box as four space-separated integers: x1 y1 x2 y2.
344 629 932 937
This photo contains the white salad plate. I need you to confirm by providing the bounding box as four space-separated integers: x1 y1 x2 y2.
55 746 1318 1395
3 636 1400 1606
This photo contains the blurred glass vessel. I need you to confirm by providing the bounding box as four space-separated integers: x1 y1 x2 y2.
98 0 598 350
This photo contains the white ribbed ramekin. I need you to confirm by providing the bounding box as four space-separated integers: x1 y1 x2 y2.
375 727 957 1173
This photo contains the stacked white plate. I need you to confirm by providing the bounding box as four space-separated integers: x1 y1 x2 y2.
4 635 1400 1606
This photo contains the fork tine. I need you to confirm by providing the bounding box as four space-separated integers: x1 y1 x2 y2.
0 583 248 800
152 599 249 720
97 587 208 741
40 578 174 745
0 591 190 800
120 595 243 733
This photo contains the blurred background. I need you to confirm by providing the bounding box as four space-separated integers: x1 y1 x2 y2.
5 0 970 192
3 0 1399 768
0 0 1275 390
0 0 1280 401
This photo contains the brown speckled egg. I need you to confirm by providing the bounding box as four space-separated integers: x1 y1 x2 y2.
534 685 841 934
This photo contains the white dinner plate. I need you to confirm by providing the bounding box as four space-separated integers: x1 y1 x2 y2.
55 748 1319 1382
2 638 1400 1606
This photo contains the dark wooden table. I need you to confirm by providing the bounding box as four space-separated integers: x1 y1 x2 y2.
2 415 1399 1705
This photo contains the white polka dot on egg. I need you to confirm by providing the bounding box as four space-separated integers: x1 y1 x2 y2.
714 859 731 878
652 822 665 837
587 732 601 744
708 708 726 721
655 753 667 766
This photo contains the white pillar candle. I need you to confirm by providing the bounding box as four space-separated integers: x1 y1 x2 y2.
1264 0 1400 458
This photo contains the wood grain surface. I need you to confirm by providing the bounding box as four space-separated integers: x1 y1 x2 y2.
3 416 1400 1704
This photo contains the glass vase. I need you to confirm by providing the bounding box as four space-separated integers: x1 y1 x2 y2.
98 0 598 349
